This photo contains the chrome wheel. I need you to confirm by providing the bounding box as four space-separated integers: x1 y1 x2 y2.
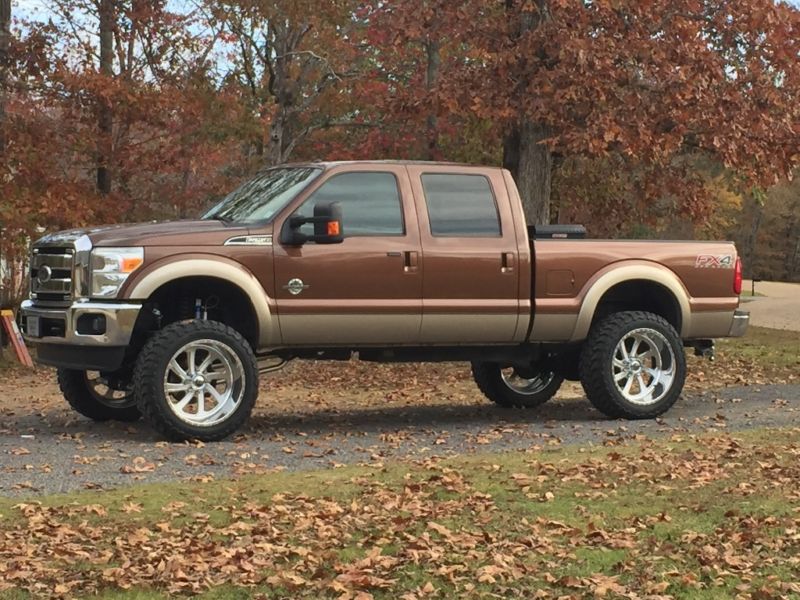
85 371 135 408
500 368 557 396
611 328 676 406
163 339 245 427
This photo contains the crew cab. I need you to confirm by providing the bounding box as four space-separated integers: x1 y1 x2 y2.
20 161 749 441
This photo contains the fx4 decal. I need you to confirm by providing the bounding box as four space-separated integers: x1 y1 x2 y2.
695 254 734 269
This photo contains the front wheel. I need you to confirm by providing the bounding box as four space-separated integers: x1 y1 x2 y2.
472 362 564 408
579 311 686 419
134 320 258 442
57 369 141 422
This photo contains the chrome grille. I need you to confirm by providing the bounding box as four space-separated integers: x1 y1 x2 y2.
30 246 75 305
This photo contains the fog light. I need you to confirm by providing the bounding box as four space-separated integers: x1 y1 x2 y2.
76 314 107 335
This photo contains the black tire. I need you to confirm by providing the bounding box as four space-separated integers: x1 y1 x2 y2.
57 369 141 422
134 320 258 442
472 362 564 408
579 311 686 419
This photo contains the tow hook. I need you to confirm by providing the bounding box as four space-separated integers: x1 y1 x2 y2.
693 340 716 361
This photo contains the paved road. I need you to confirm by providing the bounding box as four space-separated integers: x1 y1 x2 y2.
2 375 798 497
743 280 800 331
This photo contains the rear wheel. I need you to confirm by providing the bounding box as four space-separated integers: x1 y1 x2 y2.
472 362 563 408
134 320 258 442
579 311 686 419
57 369 140 422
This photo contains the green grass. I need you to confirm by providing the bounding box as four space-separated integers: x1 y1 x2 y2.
3 428 800 598
716 325 800 370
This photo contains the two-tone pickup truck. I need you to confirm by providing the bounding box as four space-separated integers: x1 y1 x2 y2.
20 161 749 441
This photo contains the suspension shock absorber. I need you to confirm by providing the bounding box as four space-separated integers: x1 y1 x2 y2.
177 295 194 321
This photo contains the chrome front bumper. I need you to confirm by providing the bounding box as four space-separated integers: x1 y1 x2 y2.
728 309 750 337
20 299 142 347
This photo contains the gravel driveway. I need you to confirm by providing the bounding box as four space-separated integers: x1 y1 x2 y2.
2 364 798 497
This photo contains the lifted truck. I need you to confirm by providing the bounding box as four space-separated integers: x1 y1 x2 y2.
20 161 749 441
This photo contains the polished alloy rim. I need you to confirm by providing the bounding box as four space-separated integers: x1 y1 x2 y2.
85 371 135 408
163 339 245 427
611 328 676 406
500 368 556 395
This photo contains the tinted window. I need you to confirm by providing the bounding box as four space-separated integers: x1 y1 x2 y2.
297 172 404 237
421 174 501 237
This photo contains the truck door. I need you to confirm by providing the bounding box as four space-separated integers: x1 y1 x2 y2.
273 165 422 345
406 165 522 343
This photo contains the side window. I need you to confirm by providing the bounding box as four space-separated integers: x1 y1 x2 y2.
296 172 404 237
421 174 501 237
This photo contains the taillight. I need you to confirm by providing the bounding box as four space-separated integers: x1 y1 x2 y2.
733 257 743 295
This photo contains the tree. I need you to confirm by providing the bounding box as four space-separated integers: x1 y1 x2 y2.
0 0 9 156
97 0 114 194
375 0 800 225
214 0 364 165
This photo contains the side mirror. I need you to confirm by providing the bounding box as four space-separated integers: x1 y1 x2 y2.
280 202 344 246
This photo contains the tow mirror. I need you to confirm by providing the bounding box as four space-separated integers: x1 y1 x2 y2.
281 202 344 246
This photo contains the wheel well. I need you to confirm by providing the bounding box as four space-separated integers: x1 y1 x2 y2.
592 280 682 332
144 277 259 348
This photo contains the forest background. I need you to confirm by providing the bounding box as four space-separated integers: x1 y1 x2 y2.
1 0 799 305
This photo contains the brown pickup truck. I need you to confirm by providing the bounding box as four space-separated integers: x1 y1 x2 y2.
20 161 749 441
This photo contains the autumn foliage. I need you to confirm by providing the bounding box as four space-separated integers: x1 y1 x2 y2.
1 0 800 300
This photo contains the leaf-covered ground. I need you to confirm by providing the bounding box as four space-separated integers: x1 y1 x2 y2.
2 427 800 599
0 325 798 597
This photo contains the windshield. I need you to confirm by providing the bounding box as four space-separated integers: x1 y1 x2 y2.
202 167 322 223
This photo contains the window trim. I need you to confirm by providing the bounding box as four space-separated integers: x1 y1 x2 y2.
420 172 503 238
295 170 407 239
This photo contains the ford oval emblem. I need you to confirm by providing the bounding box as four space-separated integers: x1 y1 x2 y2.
37 265 53 284
285 278 308 296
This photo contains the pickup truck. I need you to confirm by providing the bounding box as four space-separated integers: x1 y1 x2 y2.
20 161 749 441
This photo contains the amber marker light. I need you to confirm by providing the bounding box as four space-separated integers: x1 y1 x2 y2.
121 256 145 273
328 221 341 236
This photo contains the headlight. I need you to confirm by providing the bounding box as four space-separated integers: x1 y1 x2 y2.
90 247 144 298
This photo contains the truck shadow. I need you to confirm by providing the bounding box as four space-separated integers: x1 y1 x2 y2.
247 399 608 436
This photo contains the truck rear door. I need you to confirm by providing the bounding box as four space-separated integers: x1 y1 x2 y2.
406 165 523 343
273 164 422 345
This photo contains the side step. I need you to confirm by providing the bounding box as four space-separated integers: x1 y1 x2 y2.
257 355 287 375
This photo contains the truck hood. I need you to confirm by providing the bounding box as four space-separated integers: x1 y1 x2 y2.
36 220 250 248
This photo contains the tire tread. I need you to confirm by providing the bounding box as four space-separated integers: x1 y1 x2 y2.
579 311 685 419
133 320 258 442
57 369 140 422
472 362 563 409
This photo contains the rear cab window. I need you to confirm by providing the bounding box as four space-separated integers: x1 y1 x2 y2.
420 173 501 237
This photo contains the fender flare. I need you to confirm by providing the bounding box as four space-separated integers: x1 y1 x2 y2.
569 261 691 342
124 255 277 348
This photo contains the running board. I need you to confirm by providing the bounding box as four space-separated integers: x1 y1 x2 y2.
257 355 287 374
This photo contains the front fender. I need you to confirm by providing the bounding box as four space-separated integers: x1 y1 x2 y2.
122 253 278 348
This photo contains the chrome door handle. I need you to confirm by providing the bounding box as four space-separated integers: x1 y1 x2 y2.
404 251 419 272
501 252 515 273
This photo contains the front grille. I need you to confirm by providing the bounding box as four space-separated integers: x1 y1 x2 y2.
30 246 75 306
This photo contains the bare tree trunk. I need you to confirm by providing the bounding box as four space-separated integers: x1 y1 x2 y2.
97 0 114 195
0 0 10 157
267 110 285 165
502 0 552 224
505 121 552 224
786 219 800 281
744 200 764 280
791 235 800 282
424 38 440 161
